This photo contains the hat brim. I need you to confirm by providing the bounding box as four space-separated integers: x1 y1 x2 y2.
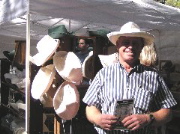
53 51 82 84
3 50 15 61
53 81 80 120
30 35 59 66
107 31 154 46
82 51 93 79
98 53 118 67
31 64 56 100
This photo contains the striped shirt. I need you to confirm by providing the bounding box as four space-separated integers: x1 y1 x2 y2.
83 62 177 134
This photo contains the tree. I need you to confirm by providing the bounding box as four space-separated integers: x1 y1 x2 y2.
166 0 180 8
154 0 180 8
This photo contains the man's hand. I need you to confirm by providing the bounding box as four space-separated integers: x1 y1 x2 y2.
121 114 149 130
96 114 118 130
85 106 118 130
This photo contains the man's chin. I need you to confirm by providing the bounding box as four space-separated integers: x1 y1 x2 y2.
125 56 134 61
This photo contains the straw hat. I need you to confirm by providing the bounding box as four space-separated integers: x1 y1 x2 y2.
98 53 118 67
82 51 94 79
39 72 62 107
53 51 83 85
30 35 59 66
31 64 56 100
14 128 26 134
53 81 80 120
107 22 154 46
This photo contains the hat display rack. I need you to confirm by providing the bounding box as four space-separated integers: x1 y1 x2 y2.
1 41 27 134
29 23 110 133
29 28 88 133
1 23 113 133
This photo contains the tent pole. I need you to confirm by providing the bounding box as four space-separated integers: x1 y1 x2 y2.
69 19 71 33
25 12 31 134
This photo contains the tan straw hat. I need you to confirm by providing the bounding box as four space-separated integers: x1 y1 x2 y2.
82 51 94 79
53 81 80 120
39 72 62 107
30 35 59 66
53 51 83 85
98 53 118 67
31 64 56 100
107 22 154 46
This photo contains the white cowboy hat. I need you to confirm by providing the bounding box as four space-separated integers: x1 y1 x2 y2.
30 35 60 66
107 21 154 46
82 51 94 79
10 102 26 111
53 81 80 120
14 128 26 134
98 52 118 68
53 51 83 85
31 64 56 100
39 72 62 107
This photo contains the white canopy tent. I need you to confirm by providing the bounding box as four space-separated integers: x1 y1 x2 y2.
0 0 180 62
0 0 180 133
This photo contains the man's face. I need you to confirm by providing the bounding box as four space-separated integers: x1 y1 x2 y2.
116 36 144 63
78 39 88 51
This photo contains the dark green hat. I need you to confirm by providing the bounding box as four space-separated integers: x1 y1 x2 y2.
89 29 110 37
3 50 15 61
48 25 68 39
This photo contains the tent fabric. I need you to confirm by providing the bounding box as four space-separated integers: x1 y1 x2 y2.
0 0 28 24
0 0 179 42
0 0 180 63
29 0 180 31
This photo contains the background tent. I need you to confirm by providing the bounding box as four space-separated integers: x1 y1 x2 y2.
0 0 180 63
0 0 180 133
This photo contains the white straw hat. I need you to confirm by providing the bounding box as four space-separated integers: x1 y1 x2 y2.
31 64 56 100
39 72 61 107
53 51 83 85
14 128 26 134
107 22 154 46
30 35 59 66
82 51 94 79
98 53 118 67
53 81 80 120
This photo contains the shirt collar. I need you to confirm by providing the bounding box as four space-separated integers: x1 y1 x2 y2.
118 62 143 74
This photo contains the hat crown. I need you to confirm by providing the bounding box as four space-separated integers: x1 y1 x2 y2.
120 22 141 33
48 25 68 39
107 21 154 46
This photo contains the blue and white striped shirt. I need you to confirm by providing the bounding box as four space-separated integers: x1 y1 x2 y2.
83 62 177 134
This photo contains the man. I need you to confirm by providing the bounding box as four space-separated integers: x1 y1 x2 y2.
82 22 177 134
76 38 90 63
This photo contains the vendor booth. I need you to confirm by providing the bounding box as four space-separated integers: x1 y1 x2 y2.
0 0 180 134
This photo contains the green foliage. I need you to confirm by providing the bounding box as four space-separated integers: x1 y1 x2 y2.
154 0 180 8
165 0 180 8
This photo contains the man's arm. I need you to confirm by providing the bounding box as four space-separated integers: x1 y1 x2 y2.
122 108 172 130
151 108 172 126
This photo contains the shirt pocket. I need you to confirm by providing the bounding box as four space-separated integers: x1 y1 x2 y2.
132 87 152 112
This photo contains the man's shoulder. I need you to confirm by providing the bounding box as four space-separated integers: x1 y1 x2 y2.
140 64 160 76
143 65 158 72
